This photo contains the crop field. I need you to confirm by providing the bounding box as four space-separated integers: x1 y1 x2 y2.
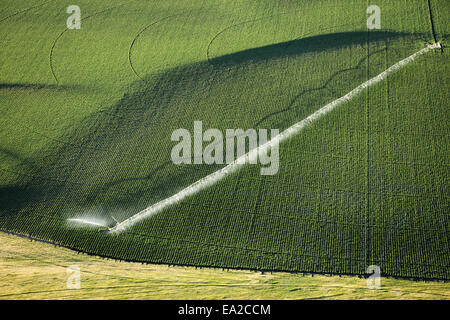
2 232 449 300
0 0 449 281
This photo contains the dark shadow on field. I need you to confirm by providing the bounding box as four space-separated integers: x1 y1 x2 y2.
0 31 422 220
0 186 44 213
0 83 82 90
209 31 408 67
0 146 38 172
254 46 388 127
0 146 66 217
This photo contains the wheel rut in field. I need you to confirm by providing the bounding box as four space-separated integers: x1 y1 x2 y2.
49 4 126 84
0 0 54 24
128 13 189 80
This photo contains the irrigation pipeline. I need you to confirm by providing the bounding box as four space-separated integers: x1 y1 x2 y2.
109 43 441 234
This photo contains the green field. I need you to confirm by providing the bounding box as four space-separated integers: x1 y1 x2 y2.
0 0 449 281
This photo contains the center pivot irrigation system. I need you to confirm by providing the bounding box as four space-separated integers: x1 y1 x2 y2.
69 42 441 235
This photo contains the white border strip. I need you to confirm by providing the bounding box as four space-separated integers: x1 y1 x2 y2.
109 44 437 233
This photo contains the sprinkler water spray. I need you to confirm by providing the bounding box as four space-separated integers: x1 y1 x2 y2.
67 215 121 234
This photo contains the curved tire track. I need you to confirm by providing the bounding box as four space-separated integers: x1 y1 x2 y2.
49 4 125 84
0 0 54 24
206 13 279 64
128 13 188 80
